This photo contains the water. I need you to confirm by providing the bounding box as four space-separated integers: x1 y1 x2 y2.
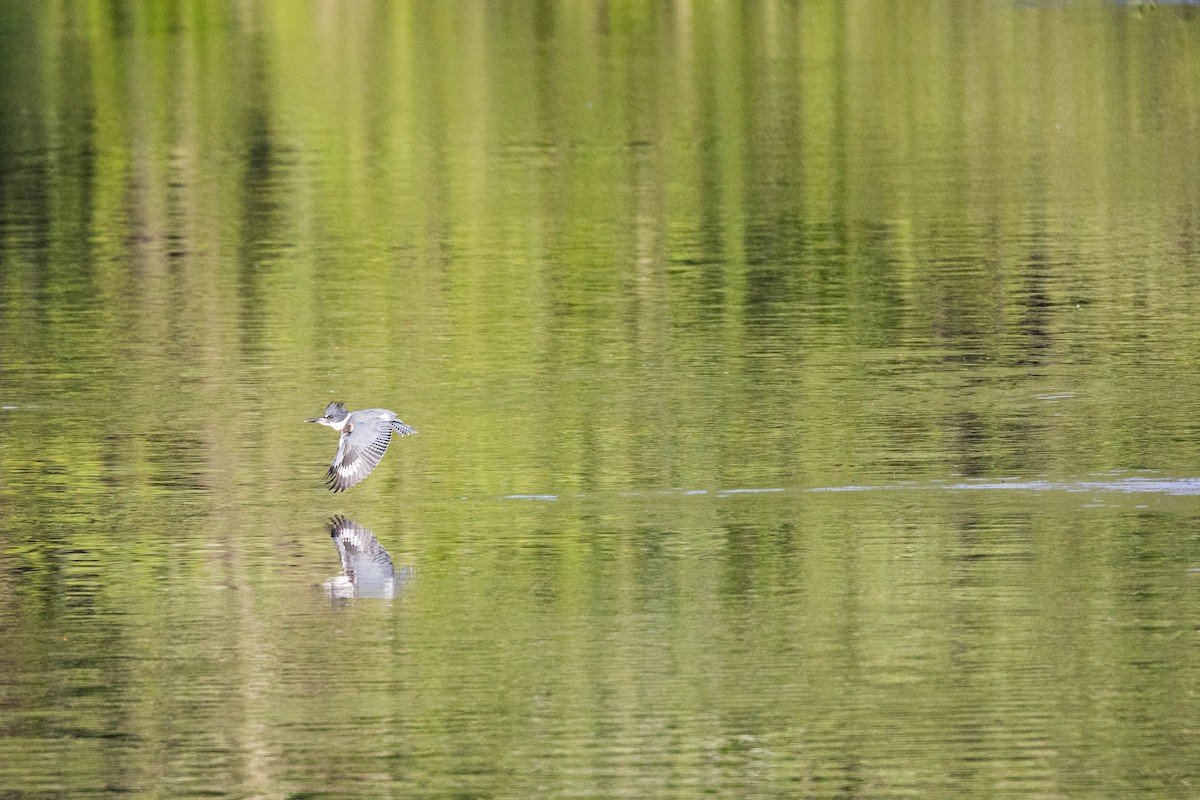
2 2 1199 798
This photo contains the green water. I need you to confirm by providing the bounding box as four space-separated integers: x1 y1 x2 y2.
1 2 1199 798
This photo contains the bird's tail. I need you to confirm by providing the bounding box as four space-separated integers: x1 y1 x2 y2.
392 420 417 436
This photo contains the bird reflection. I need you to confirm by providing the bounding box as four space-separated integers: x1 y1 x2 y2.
323 516 410 600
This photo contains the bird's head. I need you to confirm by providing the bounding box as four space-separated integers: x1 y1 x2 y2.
305 401 350 429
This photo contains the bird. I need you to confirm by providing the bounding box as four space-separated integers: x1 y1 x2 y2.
305 401 416 491
323 515 410 600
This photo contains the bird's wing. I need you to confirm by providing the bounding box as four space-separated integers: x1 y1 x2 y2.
327 516 394 583
326 417 396 492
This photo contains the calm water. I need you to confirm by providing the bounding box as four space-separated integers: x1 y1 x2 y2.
2 2 1199 798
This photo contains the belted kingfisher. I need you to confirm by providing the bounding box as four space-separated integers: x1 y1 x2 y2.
305 401 416 491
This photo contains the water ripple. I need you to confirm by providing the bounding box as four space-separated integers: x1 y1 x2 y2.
496 476 1200 501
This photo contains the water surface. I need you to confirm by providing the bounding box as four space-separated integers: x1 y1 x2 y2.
1 2 1199 798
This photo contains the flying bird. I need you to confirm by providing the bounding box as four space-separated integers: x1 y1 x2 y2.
305 401 416 491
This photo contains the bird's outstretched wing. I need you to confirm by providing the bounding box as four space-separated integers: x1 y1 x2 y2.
326 516 397 599
326 417 415 491
327 516 394 579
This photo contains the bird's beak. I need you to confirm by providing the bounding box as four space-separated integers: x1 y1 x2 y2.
304 418 322 423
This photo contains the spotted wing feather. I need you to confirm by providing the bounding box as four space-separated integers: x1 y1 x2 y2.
327 516 394 580
325 416 416 492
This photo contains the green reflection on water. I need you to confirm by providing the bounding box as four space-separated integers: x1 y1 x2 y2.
1 1 1199 798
